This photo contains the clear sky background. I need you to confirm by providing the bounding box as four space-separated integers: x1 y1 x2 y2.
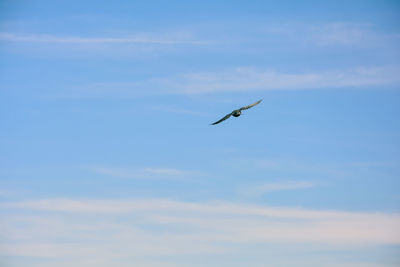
1 1 400 266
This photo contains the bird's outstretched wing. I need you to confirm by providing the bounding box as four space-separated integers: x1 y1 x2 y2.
210 112 233 125
239 99 263 111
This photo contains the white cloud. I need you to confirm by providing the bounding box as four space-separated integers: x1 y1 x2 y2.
310 23 400 47
243 181 315 196
58 66 400 98
169 66 400 94
148 105 209 117
0 32 207 45
2 21 398 53
262 22 400 48
1 198 399 266
2 198 399 242
89 166 197 181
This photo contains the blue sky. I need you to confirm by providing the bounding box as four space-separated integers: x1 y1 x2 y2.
1 1 400 266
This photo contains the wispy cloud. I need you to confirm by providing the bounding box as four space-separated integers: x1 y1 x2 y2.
169 66 400 94
2 198 399 242
148 105 210 117
0 32 208 45
2 21 399 52
89 166 198 181
56 65 400 98
243 181 315 196
262 22 400 48
1 198 399 266
309 22 400 47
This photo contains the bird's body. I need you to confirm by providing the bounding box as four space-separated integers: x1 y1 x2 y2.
232 110 241 117
210 99 262 125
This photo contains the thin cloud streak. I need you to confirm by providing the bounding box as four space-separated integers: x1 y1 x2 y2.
309 22 400 47
3 22 395 48
2 198 399 245
173 66 400 94
0 32 209 45
148 105 210 117
89 166 198 181
243 181 315 196
55 66 400 99
1 198 399 267
262 22 400 48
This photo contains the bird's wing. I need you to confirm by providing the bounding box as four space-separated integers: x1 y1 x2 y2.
239 99 263 111
210 112 233 125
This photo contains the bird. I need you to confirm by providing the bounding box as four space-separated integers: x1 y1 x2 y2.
210 99 263 125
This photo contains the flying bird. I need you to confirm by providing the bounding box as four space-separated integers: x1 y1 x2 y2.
210 99 263 125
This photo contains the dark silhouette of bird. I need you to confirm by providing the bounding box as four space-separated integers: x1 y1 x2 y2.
210 99 263 125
